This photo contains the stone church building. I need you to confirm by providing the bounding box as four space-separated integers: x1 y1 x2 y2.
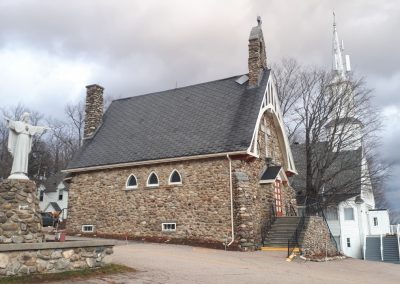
64 18 298 251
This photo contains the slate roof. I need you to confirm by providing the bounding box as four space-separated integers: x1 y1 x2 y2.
49 202 62 212
291 142 362 205
260 166 282 181
67 71 270 170
42 173 68 193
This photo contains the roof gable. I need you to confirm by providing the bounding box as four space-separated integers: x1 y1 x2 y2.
67 71 271 170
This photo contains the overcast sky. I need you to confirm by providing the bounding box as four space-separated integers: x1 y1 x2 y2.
0 0 399 211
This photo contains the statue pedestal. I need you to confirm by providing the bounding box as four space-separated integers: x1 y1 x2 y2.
0 179 44 243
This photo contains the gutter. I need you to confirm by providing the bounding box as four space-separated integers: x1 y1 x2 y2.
227 154 235 247
63 151 247 173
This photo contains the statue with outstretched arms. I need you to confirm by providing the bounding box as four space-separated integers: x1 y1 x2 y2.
5 112 49 180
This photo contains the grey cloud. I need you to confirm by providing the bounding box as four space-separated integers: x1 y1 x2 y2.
0 0 399 209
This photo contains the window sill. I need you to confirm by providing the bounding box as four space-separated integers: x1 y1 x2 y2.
124 187 138 191
145 185 159 190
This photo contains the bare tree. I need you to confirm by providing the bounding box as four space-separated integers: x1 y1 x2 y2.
274 60 387 210
65 102 85 146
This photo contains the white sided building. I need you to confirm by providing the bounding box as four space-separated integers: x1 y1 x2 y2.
37 173 69 220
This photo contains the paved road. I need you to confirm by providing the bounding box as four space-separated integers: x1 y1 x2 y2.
107 241 399 284
53 240 400 283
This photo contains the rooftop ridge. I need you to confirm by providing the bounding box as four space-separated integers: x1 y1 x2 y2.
112 74 246 103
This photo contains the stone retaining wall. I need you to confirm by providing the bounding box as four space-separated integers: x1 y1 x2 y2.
0 180 44 244
0 241 114 276
301 216 339 257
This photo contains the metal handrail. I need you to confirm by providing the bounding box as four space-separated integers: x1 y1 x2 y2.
287 214 306 257
262 203 277 242
287 196 339 257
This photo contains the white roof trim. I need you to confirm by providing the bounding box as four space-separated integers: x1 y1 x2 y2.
247 76 297 175
63 151 247 173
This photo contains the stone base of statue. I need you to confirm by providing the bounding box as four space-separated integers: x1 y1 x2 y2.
0 179 44 243
7 173 29 180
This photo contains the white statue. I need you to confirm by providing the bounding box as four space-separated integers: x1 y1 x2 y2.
5 112 49 180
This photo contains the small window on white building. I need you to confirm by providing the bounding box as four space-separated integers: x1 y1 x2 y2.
169 170 182 185
344 207 354 220
346 238 351 248
147 172 159 187
325 207 338 220
82 225 94 233
39 190 44 202
58 190 63 201
162 223 176 232
373 217 378 226
126 174 138 189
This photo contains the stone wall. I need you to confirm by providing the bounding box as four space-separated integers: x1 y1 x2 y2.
84 84 104 139
0 180 44 244
0 242 113 276
248 24 267 87
301 216 339 257
67 157 234 248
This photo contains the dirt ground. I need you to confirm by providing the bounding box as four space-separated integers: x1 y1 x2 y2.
104 241 398 284
48 239 399 283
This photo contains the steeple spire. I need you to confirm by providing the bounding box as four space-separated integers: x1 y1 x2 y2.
332 12 351 80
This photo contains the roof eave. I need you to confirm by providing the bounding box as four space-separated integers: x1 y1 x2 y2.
63 150 248 174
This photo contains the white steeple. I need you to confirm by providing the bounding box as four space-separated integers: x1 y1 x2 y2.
332 12 351 80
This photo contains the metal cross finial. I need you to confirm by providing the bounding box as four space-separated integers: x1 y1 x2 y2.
257 16 262 26
333 11 336 26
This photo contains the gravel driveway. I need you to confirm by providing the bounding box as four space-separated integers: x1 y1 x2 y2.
96 241 400 284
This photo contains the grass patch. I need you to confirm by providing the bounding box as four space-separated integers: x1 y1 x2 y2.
0 263 136 284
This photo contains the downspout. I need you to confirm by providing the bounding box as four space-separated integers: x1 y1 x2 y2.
227 154 235 247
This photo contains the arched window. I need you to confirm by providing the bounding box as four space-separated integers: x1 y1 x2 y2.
147 172 159 187
126 174 138 189
169 170 182 185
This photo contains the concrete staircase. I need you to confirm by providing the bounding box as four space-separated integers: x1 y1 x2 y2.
263 217 302 248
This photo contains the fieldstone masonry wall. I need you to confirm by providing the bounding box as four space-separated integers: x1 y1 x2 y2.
0 180 44 244
84 84 104 139
68 158 234 248
301 216 339 257
0 244 113 276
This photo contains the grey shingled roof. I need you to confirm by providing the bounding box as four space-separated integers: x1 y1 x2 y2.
291 142 362 205
67 71 270 170
49 202 62 212
42 173 68 193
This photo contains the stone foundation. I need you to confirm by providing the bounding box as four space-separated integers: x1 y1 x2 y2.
0 240 115 276
0 180 44 244
301 216 339 257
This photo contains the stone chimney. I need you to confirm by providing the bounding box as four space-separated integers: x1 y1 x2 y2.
248 16 267 87
84 84 104 139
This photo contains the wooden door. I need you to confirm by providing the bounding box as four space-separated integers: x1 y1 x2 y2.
274 180 283 217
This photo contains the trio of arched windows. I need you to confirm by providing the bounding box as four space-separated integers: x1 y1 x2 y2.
125 170 182 189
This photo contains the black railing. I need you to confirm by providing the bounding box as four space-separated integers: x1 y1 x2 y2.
287 196 338 257
287 214 305 257
285 203 297 217
262 203 277 242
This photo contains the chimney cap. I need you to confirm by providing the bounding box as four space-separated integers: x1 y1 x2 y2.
86 84 104 90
